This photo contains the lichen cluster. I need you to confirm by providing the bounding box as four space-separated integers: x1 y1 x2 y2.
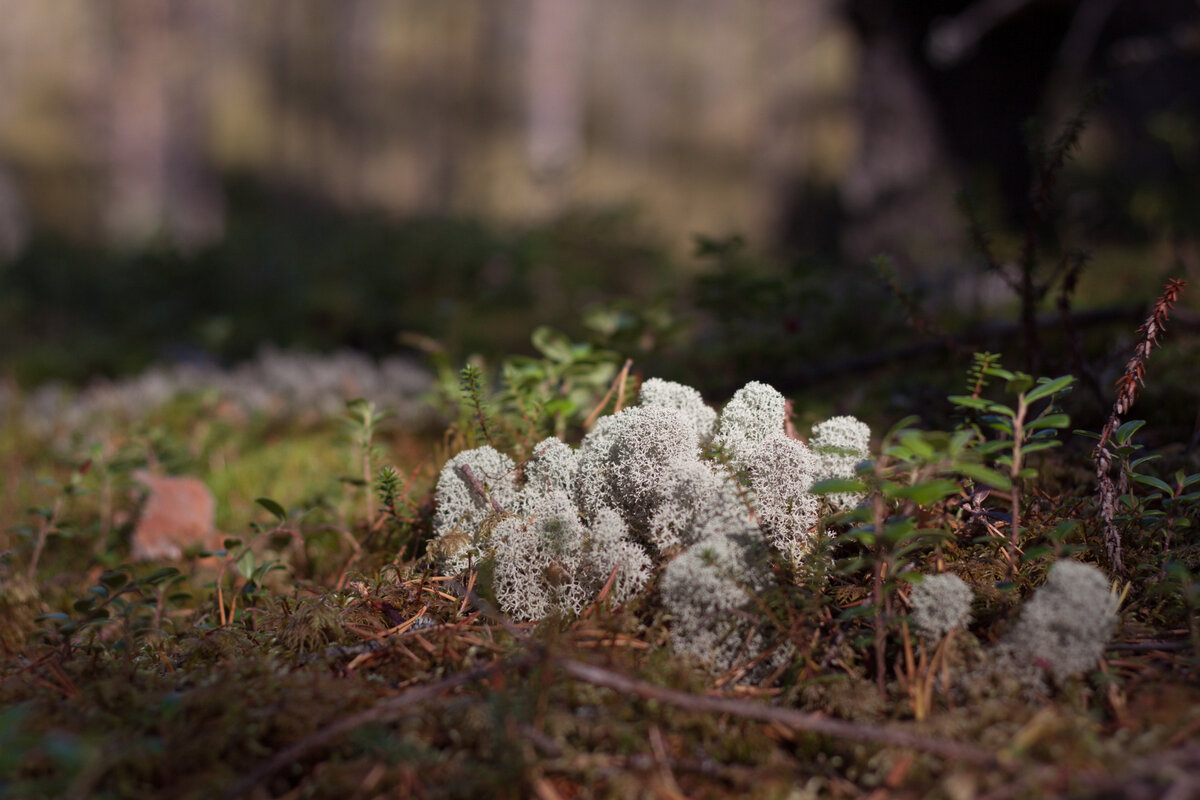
912 562 1119 684
431 377 871 672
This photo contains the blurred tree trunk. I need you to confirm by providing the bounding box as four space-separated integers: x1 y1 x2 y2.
525 0 589 186
840 3 962 272
757 0 836 245
105 0 222 249
333 0 377 208
0 0 31 257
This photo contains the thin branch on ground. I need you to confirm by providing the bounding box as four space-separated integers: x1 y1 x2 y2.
222 654 541 800
554 657 1001 767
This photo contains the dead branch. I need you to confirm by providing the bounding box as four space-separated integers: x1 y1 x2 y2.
222 653 540 800
555 657 1000 767
458 463 506 514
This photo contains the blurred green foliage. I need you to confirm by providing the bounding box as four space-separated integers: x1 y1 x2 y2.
0 182 671 386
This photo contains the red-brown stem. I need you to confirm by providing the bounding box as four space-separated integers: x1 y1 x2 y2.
1094 278 1187 575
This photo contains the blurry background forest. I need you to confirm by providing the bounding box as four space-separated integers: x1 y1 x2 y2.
0 0 1198 392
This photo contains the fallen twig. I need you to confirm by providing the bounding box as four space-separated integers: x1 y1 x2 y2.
554 657 1000 767
222 653 540 800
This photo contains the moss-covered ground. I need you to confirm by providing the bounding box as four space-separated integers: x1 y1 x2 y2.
2 323 1198 800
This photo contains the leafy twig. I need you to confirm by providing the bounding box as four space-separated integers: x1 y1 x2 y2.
460 364 494 447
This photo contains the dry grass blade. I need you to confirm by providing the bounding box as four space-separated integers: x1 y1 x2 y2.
1094 278 1187 574
583 358 634 429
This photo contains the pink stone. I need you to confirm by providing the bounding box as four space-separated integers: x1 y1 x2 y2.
131 470 221 560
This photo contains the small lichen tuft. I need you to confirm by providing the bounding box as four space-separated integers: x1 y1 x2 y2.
910 573 973 641
749 433 821 564
712 381 787 471
1003 560 1119 682
639 378 718 446
432 446 517 573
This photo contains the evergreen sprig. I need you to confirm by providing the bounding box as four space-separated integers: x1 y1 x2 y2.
460 364 495 447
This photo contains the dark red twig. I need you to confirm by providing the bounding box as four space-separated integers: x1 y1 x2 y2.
1094 278 1187 574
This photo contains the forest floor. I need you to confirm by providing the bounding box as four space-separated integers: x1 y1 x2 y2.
1 330 1198 800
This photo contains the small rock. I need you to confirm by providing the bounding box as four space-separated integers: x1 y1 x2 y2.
130 470 222 560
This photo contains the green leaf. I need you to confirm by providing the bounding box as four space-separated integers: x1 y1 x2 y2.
984 367 1016 381
1005 374 1034 394
531 326 574 363
954 462 1012 490
976 440 1014 456
1073 428 1102 440
947 395 990 410
893 480 961 505
254 497 288 523
1133 474 1174 494
1021 440 1062 455
1025 413 1071 431
881 516 918 537
1048 520 1078 542
223 537 244 550
99 570 129 590
986 419 1015 436
142 567 181 586
897 430 935 460
236 550 256 581
840 527 876 547
883 415 922 441
1021 545 1054 562
1024 375 1075 403
35 612 71 625
1115 420 1147 444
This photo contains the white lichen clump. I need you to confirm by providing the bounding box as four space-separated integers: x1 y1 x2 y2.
647 461 749 555
432 446 517 573
491 492 650 621
517 436 578 515
574 411 631 522
1003 560 1119 682
749 434 821 564
605 405 701 527
711 381 787 471
661 527 779 673
639 378 718 446
910 573 973 641
810 415 871 510
429 375 872 675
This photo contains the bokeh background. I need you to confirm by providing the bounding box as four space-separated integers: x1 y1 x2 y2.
0 0 1197 392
